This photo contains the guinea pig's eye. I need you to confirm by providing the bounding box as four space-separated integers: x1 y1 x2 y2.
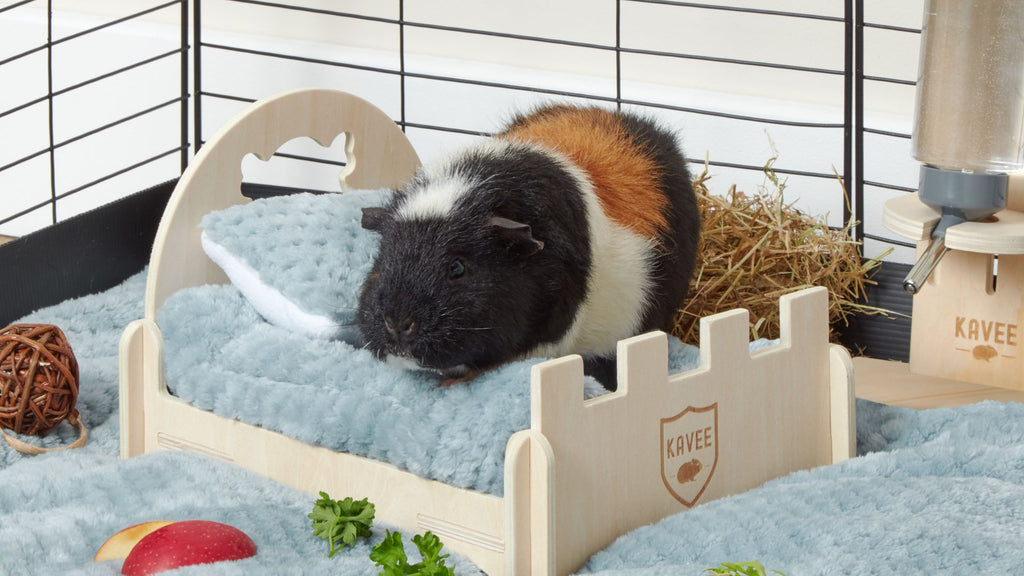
448 258 466 279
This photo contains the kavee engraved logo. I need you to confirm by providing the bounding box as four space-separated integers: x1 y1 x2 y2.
661 403 718 508
953 316 1018 362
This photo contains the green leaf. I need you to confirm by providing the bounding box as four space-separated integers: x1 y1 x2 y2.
370 530 456 576
704 561 780 576
371 530 410 570
308 492 375 557
411 531 455 576
412 531 445 562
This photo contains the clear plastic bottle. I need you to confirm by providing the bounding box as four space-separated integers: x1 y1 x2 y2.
912 0 1024 173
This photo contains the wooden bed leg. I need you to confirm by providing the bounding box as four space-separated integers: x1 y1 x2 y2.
530 433 555 576
505 432 532 575
829 344 856 462
118 320 148 459
118 319 163 459
505 430 556 576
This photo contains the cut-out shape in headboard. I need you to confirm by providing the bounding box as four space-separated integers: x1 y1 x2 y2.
240 133 351 195
145 89 421 318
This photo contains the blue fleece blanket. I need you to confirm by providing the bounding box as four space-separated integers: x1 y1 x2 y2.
1 271 485 576
156 282 691 496
3 271 1023 575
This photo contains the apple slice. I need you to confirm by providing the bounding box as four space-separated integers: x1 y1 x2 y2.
121 520 257 576
94 521 176 562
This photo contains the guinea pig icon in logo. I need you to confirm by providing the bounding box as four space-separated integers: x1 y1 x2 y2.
660 403 718 507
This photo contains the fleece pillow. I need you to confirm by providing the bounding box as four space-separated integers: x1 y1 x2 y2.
200 189 389 341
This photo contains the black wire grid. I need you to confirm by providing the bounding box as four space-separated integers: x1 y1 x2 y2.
0 0 189 230
0 0 922 254
857 15 920 251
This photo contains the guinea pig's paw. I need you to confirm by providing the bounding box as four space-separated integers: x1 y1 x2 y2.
384 354 423 372
440 376 471 387
440 367 489 387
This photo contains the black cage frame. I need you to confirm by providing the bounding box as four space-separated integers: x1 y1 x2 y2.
0 0 917 358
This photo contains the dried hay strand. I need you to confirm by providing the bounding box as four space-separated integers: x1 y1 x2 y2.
672 157 892 346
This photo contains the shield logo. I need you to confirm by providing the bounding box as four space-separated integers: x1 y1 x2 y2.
660 403 719 508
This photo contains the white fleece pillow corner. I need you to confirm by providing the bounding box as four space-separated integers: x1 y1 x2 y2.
199 189 390 341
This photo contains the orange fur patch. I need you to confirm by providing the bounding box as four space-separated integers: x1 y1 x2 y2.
499 106 667 239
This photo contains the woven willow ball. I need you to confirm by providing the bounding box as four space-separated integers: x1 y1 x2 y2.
0 324 80 436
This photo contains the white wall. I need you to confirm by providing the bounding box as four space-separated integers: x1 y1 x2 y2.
0 0 926 262
0 1 184 236
859 0 925 263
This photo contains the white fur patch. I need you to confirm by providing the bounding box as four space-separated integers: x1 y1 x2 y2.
529 169 655 360
385 354 470 378
385 354 423 371
395 174 473 221
395 139 543 222
572 220 655 356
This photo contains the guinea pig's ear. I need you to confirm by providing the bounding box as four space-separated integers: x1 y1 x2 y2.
490 216 544 255
361 206 389 231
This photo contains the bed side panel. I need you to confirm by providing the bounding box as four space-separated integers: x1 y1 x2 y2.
531 286 842 576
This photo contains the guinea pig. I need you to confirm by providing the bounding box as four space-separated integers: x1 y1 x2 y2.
357 104 700 390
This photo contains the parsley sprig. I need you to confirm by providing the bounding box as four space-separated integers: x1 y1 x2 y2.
308 492 376 557
309 492 456 574
370 529 456 576
705 561 786 576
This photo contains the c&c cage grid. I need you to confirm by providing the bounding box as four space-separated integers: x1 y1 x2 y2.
1 0 927 356
192 0 859 238
0 0 189 232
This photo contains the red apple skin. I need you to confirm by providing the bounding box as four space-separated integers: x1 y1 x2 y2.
121 520 257 576
94 521 176 561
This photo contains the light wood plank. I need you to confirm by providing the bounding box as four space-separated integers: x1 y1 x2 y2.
530 286 850 575
907 247 1024 390
830 344 856 462
883 176 1024 391
853 356 1024 408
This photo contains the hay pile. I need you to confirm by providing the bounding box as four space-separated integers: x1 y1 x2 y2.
672 161 888 346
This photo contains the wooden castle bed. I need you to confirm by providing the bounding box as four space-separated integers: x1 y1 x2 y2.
118 88 856 576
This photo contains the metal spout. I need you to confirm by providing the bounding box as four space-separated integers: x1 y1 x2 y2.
903 210 964 295
902 167 1008 295
903 234 949 295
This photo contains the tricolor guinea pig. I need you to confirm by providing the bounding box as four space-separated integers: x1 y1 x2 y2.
357 104 699 390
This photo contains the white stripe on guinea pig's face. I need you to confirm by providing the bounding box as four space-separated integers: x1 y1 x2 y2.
393 139 529 223
394 174 474 222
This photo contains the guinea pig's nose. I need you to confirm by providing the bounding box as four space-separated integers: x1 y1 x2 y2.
384 315 417 341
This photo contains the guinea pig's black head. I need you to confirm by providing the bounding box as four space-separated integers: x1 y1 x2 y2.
355 166 559 379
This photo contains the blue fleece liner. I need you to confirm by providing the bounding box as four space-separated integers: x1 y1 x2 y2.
6 271 1023 575
2 271 487 576
158 283 711 496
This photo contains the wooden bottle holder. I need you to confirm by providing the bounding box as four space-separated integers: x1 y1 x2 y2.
883 174 1024 390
